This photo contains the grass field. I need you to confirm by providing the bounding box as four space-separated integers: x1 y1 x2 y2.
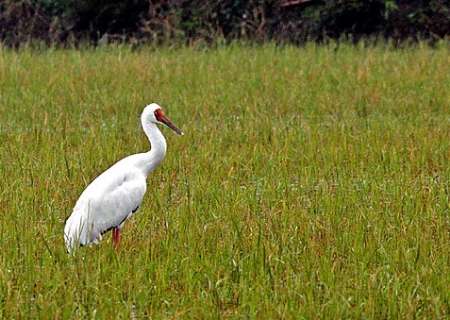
0 42 449 319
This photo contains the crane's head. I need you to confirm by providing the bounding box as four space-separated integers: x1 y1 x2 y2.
142 103 184 135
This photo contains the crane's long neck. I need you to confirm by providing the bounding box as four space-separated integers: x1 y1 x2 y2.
137 122 167 176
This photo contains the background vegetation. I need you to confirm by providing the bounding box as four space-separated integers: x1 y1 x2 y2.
0 43 449 318
0 0 449 47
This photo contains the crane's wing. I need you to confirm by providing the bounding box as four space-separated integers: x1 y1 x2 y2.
64 168 147 250
90 174 147 233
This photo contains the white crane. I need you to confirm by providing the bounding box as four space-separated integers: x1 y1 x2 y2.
64 103 183 253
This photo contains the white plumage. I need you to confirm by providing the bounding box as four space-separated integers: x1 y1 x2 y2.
64 103 183 253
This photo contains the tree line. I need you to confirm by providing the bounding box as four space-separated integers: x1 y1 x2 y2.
1 0 448 47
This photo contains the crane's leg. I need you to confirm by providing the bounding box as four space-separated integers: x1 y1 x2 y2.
112 227 120 249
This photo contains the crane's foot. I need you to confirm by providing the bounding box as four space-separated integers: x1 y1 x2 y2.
112 227 120 249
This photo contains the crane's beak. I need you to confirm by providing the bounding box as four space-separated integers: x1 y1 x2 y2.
159 114 184 136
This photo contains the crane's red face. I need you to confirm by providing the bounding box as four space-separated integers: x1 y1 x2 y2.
154 108 184 135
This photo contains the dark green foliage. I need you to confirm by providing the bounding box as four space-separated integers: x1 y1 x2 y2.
0 0 53 47
66 0 149 40
0 0 448 46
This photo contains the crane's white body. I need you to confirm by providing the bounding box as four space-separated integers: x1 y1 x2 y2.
64 103 174 253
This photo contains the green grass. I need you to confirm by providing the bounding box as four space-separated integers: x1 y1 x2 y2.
0 42 449 319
